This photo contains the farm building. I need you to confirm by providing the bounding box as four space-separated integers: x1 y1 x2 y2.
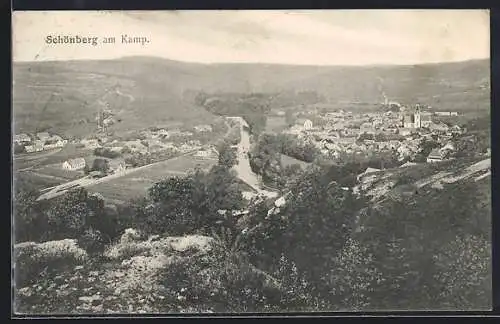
62 158 86 170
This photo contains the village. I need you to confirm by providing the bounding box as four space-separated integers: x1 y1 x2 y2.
277 102 475 169
13 121 222 185
13 97 491 205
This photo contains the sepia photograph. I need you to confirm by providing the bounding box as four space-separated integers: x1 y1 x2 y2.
12 10 491 314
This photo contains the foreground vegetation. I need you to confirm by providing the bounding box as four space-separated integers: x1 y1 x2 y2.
13 146 491 313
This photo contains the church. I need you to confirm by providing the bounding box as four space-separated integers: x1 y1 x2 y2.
401 105 432 128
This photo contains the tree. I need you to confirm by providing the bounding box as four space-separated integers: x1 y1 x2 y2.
41 188 98 240
14 143 26 154
432 234 491 310
217 142 238 169
91 158 110 173
13 175 46 242
285 110 296 127
246 167 363 296
326 237 385 310
140 165 244 236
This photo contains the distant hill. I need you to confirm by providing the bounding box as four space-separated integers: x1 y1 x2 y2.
13 57 490 136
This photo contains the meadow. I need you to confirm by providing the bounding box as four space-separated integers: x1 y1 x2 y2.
87 155 218 203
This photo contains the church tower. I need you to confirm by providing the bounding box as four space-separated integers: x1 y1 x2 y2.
414 106 421 128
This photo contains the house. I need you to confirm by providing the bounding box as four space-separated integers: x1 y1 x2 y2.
434 111 459 116
402 113 415 128
33 140 45 152
50 134 63 142
399 161 418 168
356 167 381 182
194 124 213 132
360 122 376 134
14 133 31 144
303 119 313 130
109 158 126 173
81 138 101 149
420 112 433 128
157 129 169 136
426 148 445 163
399 128 416 136
441 141 456 152
36 132 51 142
450 125 463 134
62 158 86 170
194 146 219 159
429 122 449 133
103 117 115 126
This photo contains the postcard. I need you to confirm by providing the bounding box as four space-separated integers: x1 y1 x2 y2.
12 10 491 314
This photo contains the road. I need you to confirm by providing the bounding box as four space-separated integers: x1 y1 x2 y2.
228 117 278 199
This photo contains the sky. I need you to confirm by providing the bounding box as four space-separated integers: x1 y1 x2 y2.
12 10 490 66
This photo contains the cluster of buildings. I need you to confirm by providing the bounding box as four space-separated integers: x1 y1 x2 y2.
14 132 68 153
77 123 218 155
281 104 465 164
62 156 126 174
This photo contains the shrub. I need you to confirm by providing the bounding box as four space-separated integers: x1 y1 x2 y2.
78 228 105 254
432 234 491 310
14 239 87 287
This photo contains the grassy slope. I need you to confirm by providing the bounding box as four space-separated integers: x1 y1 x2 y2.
13 58 490 137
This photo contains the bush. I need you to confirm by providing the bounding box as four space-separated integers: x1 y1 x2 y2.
14 239 87 287
78 228 105 254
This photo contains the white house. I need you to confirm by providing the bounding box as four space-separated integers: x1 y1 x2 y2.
195 146 219 159
62 158 86 170
109 159 126 173
36 132 51 142
303 119 313 130
33 140 45 152
356 167 381 182
399 161 418 168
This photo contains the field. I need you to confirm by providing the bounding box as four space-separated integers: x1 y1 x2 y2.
87 155 218 202
14 144 94 171
32 164 84 181
15 172 67 191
